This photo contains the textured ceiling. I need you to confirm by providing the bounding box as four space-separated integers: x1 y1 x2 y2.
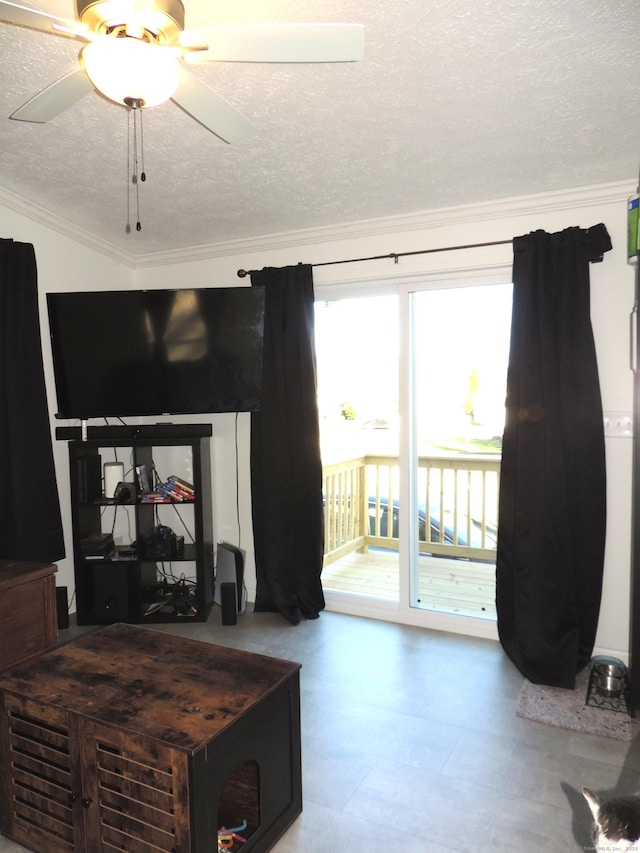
0 0 639 258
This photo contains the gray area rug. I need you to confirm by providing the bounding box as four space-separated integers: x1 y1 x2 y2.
516 668 637 741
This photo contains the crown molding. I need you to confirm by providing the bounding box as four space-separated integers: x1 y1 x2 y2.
0 178 633 271
0 184 136 268
133 178 634 269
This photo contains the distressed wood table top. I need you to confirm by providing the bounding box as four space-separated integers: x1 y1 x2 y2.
0 622 300 752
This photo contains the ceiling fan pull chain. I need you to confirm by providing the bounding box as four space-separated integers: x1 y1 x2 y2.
123 101 143 232
132 106 138 186
131 103 142 231
125 108 131 234
140 109 146 183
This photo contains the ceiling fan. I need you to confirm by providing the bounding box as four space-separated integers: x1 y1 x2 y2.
0 0 364 142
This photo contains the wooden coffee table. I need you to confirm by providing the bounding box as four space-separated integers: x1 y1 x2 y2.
0 622 302 852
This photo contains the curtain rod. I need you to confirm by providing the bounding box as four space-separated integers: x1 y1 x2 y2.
236 238 513 278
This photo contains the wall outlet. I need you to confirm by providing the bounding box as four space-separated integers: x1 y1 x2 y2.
603 411 633 437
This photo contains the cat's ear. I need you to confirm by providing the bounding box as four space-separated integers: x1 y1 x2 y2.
583 787 601 821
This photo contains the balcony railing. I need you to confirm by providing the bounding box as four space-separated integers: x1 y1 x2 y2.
323 454 500 565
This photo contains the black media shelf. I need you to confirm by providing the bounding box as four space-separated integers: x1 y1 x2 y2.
57 424 214 625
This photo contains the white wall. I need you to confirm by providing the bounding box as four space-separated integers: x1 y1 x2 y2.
0 201 135 598
1 179 634 660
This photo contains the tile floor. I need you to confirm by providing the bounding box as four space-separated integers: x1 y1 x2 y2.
1 608 639 852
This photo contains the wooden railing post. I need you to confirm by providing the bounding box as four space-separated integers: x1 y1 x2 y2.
357 462 367 553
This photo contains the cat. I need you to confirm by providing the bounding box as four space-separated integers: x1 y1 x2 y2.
583 787 640 852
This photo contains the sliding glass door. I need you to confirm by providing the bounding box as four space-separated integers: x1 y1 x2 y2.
316 274 512 624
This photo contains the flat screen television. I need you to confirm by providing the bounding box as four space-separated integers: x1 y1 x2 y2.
46 286 265 419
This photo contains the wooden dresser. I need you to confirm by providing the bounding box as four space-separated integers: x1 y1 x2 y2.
0 560 58 671
0 622 302 853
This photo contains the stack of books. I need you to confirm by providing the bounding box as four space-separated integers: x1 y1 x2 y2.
140 492 171 504
145 475 195 503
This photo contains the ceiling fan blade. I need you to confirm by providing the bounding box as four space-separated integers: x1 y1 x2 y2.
0 0 87 38
180 23 365 64
171 66 255 144
10 68 93 122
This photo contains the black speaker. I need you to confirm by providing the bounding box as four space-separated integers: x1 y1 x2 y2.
56 586 69 630
94 565 132 621
78 454 102 502
220 582 237 625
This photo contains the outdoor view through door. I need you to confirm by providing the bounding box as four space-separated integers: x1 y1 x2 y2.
316 283 513 621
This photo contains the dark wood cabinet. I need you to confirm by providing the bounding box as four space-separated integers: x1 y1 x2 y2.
0 692 191 853
0 623 302 852
0 560 58 671
56 424 214 625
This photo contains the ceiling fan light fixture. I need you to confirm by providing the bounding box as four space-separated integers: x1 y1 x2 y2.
76 0 185 41
82 37 179 108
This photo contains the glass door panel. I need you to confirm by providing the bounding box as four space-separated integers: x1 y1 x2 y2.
316 295 400 600
409 284 512 619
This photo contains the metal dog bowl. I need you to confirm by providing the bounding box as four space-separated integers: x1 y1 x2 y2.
586 656 631 714
590 659 628 699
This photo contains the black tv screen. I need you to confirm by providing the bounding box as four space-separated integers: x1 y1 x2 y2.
46 287 265 419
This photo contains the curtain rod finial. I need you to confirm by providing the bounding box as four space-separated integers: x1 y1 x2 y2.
237 269 249 278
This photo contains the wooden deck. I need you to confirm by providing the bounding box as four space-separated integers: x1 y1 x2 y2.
321 549 497 621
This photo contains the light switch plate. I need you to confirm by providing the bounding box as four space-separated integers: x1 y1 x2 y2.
603 411 633 437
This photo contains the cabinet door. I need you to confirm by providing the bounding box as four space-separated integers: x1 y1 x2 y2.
79 720 192 852
0 694 86 852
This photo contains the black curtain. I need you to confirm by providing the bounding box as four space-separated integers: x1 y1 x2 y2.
0 239 65 564
496 224 611 688
250 264 325 625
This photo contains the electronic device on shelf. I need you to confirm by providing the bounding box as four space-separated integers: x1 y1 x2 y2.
113 481 137 503
139 525 184 560
80 532 114 558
